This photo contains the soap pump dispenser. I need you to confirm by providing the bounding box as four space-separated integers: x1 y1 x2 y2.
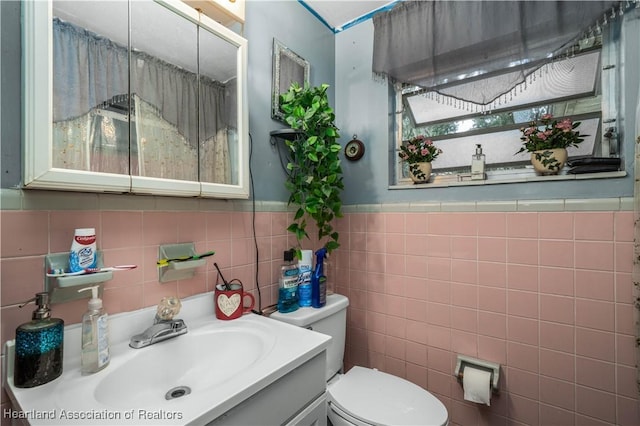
471 144 486 180
14 292 64 388
78 286 110 374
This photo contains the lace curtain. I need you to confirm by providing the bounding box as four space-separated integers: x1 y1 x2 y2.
372 1 624 105
52 18 231 182
52 110 131 175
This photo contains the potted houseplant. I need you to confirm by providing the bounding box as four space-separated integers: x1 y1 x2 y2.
398 135 443 183
278 82 343 253
516 113 586 174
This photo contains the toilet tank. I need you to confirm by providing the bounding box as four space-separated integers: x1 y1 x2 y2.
270 294 349 381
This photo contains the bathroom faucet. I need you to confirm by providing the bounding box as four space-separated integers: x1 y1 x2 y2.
129 297 187 349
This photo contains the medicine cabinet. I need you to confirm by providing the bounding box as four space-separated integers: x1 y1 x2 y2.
22 0 249 198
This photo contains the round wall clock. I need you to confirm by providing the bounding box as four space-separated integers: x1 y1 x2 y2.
344 136 365 161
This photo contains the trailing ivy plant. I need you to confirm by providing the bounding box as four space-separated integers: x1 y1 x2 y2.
279 82 344 253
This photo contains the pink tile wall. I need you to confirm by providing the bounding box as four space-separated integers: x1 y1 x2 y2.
0 209 300 350
1 208 637 425
0 208 306 417
337 210 639 426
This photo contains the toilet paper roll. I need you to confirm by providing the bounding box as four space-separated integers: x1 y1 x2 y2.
463 367 492 406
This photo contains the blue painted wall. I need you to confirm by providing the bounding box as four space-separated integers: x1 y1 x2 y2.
245 1 335 202
334 16 638 205
2 2 636 206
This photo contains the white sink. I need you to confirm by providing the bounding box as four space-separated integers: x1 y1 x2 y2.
93 325 274 410
3 292 331 425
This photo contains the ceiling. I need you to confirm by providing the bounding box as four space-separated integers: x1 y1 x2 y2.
300 0 400 32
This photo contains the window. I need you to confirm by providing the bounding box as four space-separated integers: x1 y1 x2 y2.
394 28 622 185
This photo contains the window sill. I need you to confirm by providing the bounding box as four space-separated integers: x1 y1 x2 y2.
390 168 627 190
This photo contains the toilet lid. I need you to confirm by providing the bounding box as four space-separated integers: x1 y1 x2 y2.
328 367 448 426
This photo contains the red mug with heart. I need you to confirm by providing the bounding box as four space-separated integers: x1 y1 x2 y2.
215 283 255 320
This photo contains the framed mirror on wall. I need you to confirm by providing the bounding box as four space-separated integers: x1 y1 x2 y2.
271 38 310 122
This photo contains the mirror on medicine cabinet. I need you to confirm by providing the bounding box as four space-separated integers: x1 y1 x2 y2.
23 0 248 198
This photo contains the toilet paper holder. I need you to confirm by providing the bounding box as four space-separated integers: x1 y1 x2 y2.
454 354 500 393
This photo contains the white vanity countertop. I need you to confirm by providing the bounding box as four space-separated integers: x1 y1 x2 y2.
3 292 331 425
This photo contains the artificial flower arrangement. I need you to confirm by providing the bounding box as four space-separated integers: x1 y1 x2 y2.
515 113 586 173
399 135 442 163
398 135 443 181
516 113 585 153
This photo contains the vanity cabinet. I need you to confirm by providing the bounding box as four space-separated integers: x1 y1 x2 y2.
22 0 249 199
207 352 327 426
3 292 331 426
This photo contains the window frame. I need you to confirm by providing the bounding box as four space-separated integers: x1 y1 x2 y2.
392 23 624 188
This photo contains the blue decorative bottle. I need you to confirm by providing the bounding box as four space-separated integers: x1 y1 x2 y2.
14 292 64 388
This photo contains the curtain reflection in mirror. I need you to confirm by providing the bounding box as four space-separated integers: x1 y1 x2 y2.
52 109 131 175
200 75 232 184
52 18 231 183
134 95 197 181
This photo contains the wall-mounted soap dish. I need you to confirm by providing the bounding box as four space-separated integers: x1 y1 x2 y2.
45 252 110 304
158 243 211 283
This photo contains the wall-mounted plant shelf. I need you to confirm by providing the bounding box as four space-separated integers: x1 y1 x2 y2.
45 252 109 304
270 129 304 143
158 243 207 283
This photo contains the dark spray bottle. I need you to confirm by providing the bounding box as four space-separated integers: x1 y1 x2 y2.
311 248 327 308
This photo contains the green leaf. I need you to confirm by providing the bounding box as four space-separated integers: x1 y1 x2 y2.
294 208 305 220
293 105 305 117
296 227 307 241
304 108 316 121
326 240 340 252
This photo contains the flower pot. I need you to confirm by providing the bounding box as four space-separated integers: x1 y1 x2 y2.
409 162 432 183
530 148 567 175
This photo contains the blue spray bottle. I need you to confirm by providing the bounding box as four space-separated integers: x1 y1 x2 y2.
311 248 327 308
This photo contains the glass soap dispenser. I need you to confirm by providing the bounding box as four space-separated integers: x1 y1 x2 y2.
14 292 64 388
79 285 110 375
471 144 486 180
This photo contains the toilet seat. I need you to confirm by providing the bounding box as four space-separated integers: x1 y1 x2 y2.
327 366 448 426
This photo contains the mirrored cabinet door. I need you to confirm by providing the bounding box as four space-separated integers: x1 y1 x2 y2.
199 24 239 186
129 0 200 195
198 7 248 198
23 0 249 198
52 1 130 177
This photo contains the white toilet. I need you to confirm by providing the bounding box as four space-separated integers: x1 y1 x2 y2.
271 293 449 426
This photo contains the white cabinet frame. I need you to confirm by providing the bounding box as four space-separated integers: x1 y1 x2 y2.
22 0 249 199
